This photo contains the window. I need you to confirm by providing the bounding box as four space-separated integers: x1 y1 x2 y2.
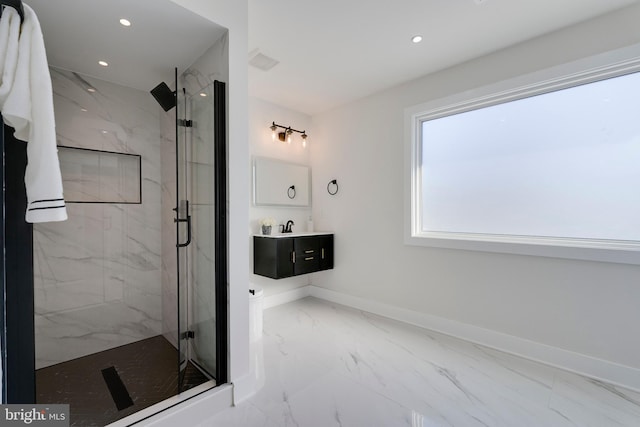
406 56 640 264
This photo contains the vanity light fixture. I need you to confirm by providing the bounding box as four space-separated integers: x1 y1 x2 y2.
269 121 309 148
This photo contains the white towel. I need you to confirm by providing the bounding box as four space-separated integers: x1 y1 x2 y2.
0 3 67 223
0 6 20 99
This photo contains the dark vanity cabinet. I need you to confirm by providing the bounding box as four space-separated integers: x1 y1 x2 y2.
253 234 334 279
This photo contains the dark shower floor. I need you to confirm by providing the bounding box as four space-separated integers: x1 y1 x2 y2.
36 335 211 426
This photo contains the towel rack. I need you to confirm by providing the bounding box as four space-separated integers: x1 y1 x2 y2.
0 0 24 23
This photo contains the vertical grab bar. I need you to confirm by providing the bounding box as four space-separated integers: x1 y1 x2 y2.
175 200 192 248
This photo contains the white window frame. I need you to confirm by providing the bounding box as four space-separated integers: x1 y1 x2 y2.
405 47 640 265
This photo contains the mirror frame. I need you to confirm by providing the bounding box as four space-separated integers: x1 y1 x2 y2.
252 156 311 207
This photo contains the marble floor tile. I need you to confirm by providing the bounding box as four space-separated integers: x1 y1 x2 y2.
548 372 640 427
198 297 640 427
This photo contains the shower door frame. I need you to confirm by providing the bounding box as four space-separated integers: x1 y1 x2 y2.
212 79 228 386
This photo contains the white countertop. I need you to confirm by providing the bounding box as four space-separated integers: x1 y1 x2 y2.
254 231 333 238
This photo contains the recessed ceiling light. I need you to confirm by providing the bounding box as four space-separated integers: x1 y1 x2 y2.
200 93 207 97
80 108 88 112
119 18 131 27
411 35 423 44
87 87 96 93
98 60 109 67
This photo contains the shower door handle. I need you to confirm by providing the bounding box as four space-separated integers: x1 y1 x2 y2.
174 200 192 248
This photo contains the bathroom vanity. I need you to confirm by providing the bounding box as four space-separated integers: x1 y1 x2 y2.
253 233 334 279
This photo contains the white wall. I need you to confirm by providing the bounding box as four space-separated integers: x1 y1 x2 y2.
249 97 313 297
171 0 251 401
311 3 640 379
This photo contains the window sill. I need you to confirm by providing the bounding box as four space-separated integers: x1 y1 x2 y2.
405 231 640 265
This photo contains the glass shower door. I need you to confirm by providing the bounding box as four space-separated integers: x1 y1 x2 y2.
176 81 218 391
187 82 217 379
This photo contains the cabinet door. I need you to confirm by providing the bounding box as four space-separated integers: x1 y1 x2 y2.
276 238 295 278
318 234 334 271
293 237 320 276
254 237 294 279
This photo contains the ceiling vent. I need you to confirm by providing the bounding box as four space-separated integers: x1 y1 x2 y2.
249 50 280 71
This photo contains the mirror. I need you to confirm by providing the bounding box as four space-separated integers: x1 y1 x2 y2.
253 157 311 207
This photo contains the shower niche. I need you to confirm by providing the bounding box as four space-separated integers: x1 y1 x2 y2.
57 146 142 204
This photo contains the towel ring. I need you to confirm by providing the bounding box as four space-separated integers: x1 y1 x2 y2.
287 185 296 199
327 179 338 195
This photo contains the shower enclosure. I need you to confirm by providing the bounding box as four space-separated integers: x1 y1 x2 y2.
4 68 229 426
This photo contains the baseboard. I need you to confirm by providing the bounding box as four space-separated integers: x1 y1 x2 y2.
263 286 311 309
305 285 640 393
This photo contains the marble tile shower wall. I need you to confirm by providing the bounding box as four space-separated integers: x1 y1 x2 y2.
33 68 163 368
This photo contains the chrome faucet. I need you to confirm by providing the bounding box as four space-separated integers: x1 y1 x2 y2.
281 220 295 233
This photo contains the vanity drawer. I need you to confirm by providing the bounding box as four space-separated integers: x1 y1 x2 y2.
293 237 320 275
